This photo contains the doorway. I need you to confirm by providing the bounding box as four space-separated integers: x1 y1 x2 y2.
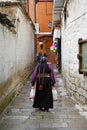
56 38 61 73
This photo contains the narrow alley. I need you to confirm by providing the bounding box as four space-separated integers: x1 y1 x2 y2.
0 65 87 130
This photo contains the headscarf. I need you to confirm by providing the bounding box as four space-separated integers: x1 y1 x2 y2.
40 56 47 64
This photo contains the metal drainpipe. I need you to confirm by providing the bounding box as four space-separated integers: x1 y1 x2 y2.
33 0 37 62
27 0 29 14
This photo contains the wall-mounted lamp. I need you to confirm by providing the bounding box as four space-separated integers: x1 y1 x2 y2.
39 42 43 45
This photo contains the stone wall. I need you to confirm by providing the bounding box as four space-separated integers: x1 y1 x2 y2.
0 6 35 114
61 0 87 104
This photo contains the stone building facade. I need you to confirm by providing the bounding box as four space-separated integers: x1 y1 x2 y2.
0 1 35 113
61 0 87 104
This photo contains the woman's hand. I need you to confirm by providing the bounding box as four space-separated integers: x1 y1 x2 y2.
32 86 35 89
52 86 56 89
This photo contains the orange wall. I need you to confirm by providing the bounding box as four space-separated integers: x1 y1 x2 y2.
36 2 55 63
28 0 35 23
28 1 53 32
36 2 53 32
28 1 55 63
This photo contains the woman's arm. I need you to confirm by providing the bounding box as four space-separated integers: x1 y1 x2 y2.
31 64 38 86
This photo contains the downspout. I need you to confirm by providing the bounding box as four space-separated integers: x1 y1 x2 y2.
34 0 37 23
33 0 37 61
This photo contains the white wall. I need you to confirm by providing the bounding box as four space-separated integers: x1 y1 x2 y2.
61 0 87 103
0 6 35 111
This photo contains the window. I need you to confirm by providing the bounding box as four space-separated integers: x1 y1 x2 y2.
39 42 43 50
40 44 43 49
77 38 87 74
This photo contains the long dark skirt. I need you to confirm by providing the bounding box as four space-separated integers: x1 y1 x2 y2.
33 77 53 109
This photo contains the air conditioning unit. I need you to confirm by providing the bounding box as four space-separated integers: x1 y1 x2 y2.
35 23 39 34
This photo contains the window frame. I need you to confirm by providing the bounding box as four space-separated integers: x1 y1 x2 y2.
78 38 87 74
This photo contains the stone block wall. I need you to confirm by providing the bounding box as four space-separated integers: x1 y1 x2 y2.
61 0 87 104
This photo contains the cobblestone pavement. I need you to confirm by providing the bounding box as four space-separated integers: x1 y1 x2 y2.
0 65 87 130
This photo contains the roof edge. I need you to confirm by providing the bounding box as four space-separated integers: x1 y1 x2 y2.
0 1 35 29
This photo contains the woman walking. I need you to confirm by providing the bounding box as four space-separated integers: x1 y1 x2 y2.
31 56 56 112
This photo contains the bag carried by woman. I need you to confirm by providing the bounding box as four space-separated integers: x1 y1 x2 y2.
52 87 58 101
29 87 35 101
